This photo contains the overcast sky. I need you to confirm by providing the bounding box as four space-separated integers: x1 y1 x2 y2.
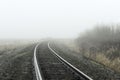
0 0 120 39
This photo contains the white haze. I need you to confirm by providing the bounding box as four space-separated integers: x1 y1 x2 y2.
0 0 120 39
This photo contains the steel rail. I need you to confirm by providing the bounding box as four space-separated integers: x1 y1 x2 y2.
34 44 43 80
48 42 93 80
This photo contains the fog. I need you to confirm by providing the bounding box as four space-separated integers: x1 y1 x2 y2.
0 0 120 39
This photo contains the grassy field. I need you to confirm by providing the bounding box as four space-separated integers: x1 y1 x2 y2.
0 40 36 80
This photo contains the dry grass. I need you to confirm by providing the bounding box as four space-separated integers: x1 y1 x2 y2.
57 39 80 53
0 40 36 51
53 41 120 80
74 26 120 73
84 52 120 72
64 40 120 72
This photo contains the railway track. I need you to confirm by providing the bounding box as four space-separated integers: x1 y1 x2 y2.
34 42 93 80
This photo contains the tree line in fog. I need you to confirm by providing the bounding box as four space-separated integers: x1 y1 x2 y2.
76 25 120 59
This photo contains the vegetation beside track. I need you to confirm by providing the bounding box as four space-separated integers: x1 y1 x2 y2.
0 43 36 80
51 41 120 80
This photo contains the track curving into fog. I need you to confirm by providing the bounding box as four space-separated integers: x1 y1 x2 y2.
34 42 93 80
